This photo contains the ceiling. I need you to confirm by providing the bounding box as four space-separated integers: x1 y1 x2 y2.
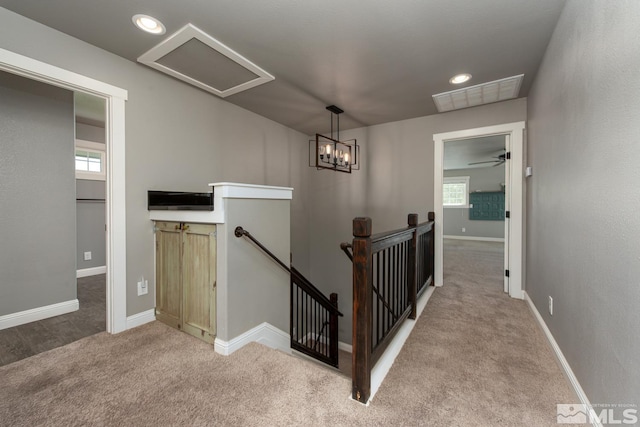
444 135 505 170
0 0 566 135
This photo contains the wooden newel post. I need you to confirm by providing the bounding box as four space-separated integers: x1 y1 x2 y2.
428 211 435 284
352 217 372 404
329 293 339 366
408 213 418 319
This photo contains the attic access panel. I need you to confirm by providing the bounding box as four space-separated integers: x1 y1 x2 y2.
138 24 274 98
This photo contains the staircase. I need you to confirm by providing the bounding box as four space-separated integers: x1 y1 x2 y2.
235 226 342 368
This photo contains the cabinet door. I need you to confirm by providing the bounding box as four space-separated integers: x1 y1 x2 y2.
181 223 216 343
155 221 183 330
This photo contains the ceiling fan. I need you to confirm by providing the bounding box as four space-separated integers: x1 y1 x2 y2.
468 150 506 167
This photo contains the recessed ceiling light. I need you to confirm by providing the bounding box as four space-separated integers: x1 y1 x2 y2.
449 73 472 85
132 14 166 35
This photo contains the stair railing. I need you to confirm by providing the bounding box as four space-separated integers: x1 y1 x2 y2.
234 226 343 368
341 212 435 403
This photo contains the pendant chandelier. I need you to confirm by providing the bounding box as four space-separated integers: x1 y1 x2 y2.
309 105 359 173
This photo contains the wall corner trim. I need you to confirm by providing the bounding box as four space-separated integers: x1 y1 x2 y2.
77 266 107 278
214 322 290 356
0 299 79 330
524 291 601 427
126 309 156 330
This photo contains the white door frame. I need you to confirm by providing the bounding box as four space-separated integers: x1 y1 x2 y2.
434 121 525 299
0 48 129 332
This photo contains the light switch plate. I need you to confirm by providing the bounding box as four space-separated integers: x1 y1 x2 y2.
83 251 92 261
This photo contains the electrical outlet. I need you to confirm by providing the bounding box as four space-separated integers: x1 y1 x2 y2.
548 296 553 316
83 251 92 261
137 278 148 296
462 227 466 233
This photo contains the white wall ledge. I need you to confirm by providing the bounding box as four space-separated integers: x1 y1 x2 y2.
208 182 293 200
149 182 293 224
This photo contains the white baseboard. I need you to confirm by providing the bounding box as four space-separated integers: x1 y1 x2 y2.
126 309 156 330
77 266 106 278
368 286 435 403
214 322 290 356
339 341 352 353
0 299 79 330
444 235 505 243
524 291 600 427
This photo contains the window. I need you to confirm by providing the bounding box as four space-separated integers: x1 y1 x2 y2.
443 176 469 207
75 139 105 180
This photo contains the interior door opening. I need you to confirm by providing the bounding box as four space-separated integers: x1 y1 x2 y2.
75 92 108 339
442 134 508 293
434 122 525 299
0 47 128 334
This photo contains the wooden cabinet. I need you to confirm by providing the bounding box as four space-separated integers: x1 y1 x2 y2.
155 221 216 343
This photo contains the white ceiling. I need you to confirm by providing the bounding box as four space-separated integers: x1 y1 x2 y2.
0 0 566 135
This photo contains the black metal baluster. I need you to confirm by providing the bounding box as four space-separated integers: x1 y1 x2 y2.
375 252 379 347
393 244 398 330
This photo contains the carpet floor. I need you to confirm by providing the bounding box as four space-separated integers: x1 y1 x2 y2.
0 274 105 366
0 242 576 426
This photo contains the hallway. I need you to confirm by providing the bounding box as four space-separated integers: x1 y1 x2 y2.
0 244 575 425
381 238 577 423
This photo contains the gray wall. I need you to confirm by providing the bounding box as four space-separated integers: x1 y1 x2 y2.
526 0 640 407
76 180 106 269
0 71 76 315
76 122 105 143
443 167 505 239
221 198 290 340
308 98 527 343
0 8 310 317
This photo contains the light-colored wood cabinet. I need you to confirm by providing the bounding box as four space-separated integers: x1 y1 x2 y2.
155 221 216 343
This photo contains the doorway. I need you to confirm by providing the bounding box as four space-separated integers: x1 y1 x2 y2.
0 47 128 333
75 92 108 344
434 122 525 299
442 135 507 292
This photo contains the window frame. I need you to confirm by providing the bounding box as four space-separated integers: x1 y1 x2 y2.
443 176 470 208
75 139 106 181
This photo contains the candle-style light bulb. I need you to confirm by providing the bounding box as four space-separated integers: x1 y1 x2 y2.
344 152 350 166
326 144 332 159
319 145 325 161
